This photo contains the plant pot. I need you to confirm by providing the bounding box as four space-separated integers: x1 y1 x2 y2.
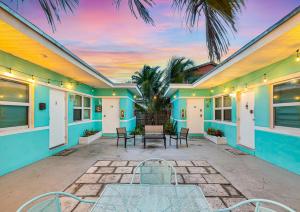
204 133 227 145
79 132 102 145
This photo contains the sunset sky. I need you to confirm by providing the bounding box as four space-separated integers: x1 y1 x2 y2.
2 0 300 82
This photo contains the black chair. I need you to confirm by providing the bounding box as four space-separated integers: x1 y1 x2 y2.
116 128 135 148
170 128 189 148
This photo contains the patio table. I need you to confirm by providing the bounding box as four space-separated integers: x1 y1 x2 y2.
90 184 212 212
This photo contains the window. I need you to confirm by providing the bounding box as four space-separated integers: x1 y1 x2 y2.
73 94 91 121
214 95 232 121
0 78 29 130
273 79 300 129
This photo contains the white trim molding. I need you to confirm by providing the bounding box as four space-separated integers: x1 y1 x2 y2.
0 126 49 136
170 96 209 103
255 126 300 137
120 116 136 122
95 96 136 103
204 120 237 126
68 120 102 126
170 117 187 122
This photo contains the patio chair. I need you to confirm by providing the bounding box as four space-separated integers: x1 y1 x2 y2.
131 158 178 185
215 199 296 212
169 128 189 148
17 192 96 212
116 127 135 148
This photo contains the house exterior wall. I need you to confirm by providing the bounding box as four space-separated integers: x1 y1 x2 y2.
0 51 135 176
172 55 300 175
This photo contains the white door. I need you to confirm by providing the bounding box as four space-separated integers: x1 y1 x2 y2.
102 98 120 133
49 89 66 148
239 91 255 149
186 99 204 134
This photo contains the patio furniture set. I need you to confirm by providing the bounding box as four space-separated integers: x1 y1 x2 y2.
117 125 189 149
17 158 296 212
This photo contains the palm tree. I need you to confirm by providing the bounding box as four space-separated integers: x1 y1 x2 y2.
13 0 245 61
131 65 163 102
164 56 195 84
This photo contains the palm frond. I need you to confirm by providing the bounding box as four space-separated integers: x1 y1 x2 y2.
15 0 79 31
113 0 155 25
173 0 245 61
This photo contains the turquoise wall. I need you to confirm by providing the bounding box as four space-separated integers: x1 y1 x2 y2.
174 56 300 174
0 50 133 176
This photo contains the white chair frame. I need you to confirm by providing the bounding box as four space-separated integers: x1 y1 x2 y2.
131 158 178 185
215 198 296 212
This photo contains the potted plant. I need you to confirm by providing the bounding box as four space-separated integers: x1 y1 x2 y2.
204 128 227 145
79 129 101 144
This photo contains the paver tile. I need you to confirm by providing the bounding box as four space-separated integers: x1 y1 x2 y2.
73 197 97 212
128 161 141 167
99 174 122 183
203 174 229 184
222 198 255 212
206 167 218 174
206 197 226 210
188 167 208 174
64 184 81 194
110 161 128 166
96 167 115 174
120 174 140 183
75 184 102 196
60 197 79 212
76 174 102 183
176 161 194 166
223 185 240 196
182 174 206 183
94 161 111 166
172 175 184 184
199 184 229 196
115 167 133 174
192 160 210 167
166 160 177 166
85 166 98 174
175 167 188 174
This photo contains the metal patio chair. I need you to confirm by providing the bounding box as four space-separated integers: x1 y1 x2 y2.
17 192 96 212
131 158 178 185
215 199 296 212
170 128 189 148
116 127 135 148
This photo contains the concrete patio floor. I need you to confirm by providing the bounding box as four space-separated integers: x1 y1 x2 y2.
0 137 299 211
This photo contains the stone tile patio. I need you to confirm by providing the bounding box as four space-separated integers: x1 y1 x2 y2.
62 160 254 211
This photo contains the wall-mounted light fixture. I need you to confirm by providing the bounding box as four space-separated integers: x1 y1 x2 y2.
263 73 267 83
28 75 35 83
112 90 116 96
296 49 300 62
4 68 14 77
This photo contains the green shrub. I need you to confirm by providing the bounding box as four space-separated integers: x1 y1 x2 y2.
82 129 99 137
207 128 223 137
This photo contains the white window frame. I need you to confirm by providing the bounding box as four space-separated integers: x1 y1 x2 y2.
73 94 91 121
0 78 32 132
271 78 300 130
213 95 232 122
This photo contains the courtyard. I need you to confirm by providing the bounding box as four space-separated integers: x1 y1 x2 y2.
1 137 299 211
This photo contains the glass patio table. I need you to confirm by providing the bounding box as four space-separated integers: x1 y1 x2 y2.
91 184 212 212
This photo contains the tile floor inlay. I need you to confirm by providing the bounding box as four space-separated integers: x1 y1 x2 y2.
63 160 253 211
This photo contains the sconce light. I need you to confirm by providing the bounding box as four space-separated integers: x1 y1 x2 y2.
296 49 300 62
28 75 35 83
112 90 116 96
263 73 267 83
173 95 177 99
4 68 14 77
192 93 196 97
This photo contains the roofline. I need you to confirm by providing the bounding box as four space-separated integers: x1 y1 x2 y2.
0 2 116 87
192 5 300 87
188 61 217 71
